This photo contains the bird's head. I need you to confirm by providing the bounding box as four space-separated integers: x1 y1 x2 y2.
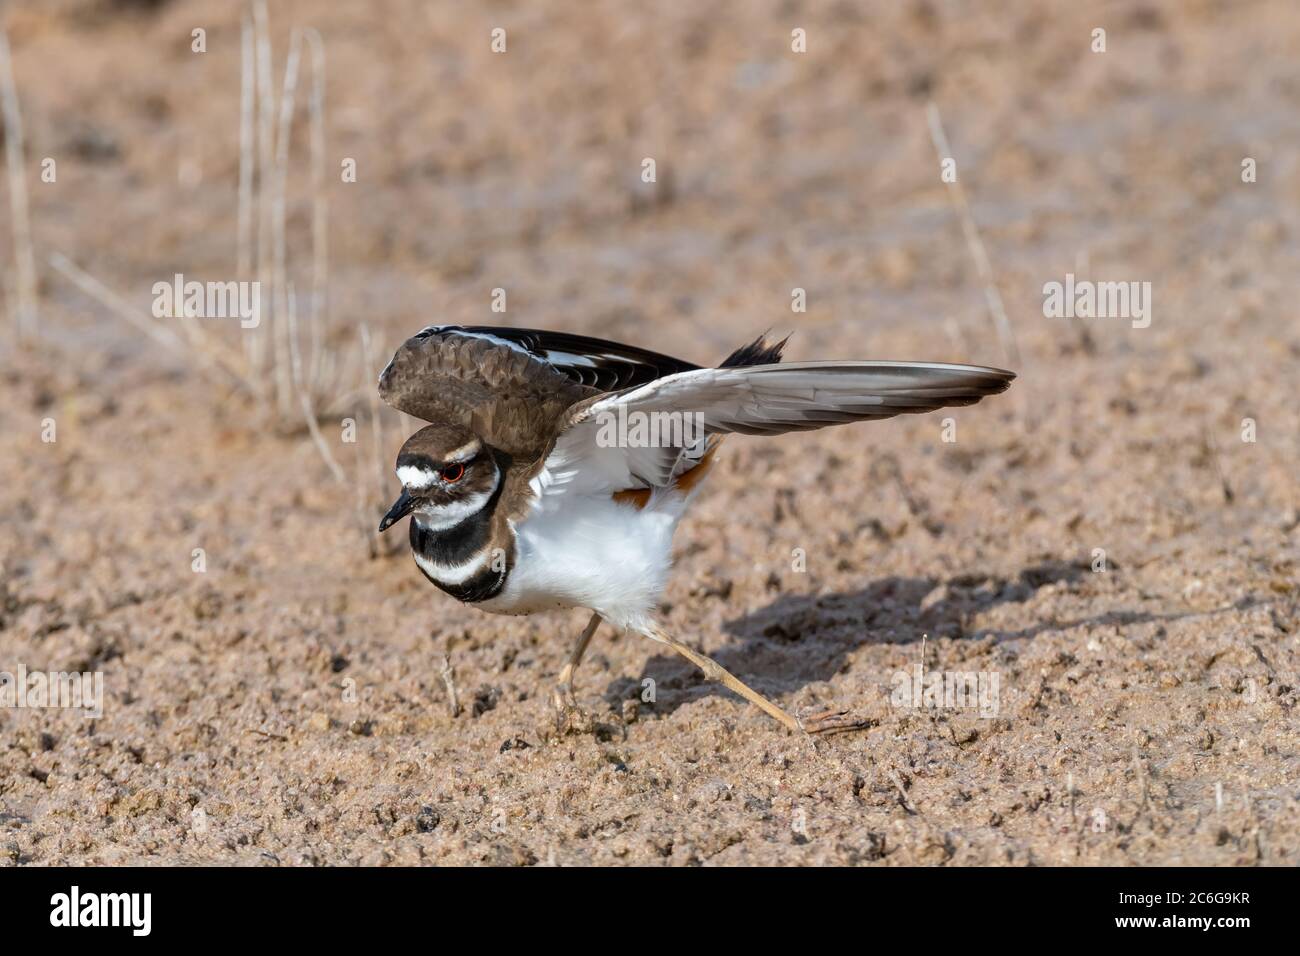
379 424 500 533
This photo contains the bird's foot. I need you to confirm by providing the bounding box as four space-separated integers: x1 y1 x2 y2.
551 684 594 736
798 708 876 736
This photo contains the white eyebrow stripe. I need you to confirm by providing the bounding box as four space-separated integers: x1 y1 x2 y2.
397 465 437 490
444 440 482 463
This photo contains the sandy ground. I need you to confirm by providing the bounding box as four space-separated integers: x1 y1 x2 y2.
0 0 1297 865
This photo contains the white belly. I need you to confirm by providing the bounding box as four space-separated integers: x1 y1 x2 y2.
477 492 687 632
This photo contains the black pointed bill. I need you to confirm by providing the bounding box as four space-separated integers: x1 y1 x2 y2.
379 488 417 533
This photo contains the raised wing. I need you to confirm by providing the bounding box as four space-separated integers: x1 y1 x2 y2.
535 360 1015 500
378 325 701 462
379 326 591 461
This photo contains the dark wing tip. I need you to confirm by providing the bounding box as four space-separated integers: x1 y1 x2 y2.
968 364 1016 390
979 365 1017 383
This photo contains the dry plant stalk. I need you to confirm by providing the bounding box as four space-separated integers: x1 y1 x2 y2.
0 28 37 344
305 28 328 392
270 28 303 419
237 13 255 283
239 7 336 423
252 0 274 375
344 323 402 558
286 283 345 484
350 422 374 557
48 253 249 393
50 3 360 495
1069 248 1097 355
925 101 1020 370
354 325 382 555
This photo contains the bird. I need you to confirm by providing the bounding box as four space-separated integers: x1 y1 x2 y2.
376 325 1014 733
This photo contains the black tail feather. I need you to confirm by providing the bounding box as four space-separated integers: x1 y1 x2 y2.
719 332 789 368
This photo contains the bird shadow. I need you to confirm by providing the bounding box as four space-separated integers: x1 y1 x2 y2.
602 559 1251 718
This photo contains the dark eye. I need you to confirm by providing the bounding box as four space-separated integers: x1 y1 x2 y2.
440 462 465 483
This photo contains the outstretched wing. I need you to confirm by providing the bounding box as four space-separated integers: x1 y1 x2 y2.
537 360 1015 499
377 325 699 461
582 361 1016 435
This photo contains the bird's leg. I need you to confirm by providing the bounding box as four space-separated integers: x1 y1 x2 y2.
643 623 803 733
643 623 872 735
552 612 601 714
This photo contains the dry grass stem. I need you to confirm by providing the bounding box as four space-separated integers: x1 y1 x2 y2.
0 28 38 344
925 101 1020 370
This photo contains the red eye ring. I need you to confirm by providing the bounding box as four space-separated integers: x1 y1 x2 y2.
440 462 465 483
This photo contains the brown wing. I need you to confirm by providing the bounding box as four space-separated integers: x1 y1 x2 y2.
378 326 597 462
447 325 700 390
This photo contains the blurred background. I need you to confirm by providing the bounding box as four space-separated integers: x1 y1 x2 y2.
7 0 1295 378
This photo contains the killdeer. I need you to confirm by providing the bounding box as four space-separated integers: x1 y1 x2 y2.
378 326 1013 733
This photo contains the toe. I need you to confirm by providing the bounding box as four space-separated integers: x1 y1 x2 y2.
799 709 876 736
